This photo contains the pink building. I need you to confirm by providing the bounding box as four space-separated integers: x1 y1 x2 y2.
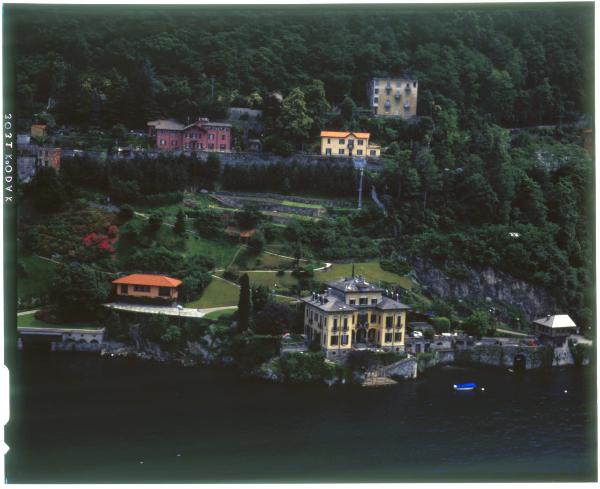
147 118 232 152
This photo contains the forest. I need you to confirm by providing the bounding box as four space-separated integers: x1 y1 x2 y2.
8 4 593 134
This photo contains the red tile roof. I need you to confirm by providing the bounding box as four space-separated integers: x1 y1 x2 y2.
112 274 182 287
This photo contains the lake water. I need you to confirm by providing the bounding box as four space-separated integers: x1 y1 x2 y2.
5 351 597 483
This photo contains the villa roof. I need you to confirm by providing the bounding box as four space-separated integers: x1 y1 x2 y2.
112 274 182 288
320 131 370 139
147 119 185 131
327 277 384 293
183 120 232 130
301 294 356 312
533 314 576 329
375 296 411 311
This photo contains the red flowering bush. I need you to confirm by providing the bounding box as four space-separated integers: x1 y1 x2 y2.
81 224 119 254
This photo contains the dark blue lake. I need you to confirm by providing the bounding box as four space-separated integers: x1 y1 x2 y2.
5 351 597 482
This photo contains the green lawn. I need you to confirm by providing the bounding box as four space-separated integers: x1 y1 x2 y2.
204 307 237 320
185 235 240 268
281 200 323 209
317 261 413 289
185 277 240 308
17 254 60 309
234 248 297 270
245 271 300 290
17 312 96 329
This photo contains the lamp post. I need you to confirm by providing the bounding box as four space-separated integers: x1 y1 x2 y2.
177 304 184 328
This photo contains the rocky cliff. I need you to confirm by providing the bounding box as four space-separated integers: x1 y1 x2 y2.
409 257 555 321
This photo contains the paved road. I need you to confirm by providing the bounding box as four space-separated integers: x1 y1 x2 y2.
496 328 529 337
103 302 236 318
17 309 40 316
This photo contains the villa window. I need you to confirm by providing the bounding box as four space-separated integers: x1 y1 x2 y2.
171 140 177 146
339 149 345 155
370 313 376 323
134 285 151 293
359 298 368 305
357 150 363 156
160 139 166 145
373 97 379 104
374 88 379 94
333 318 338 331
327 138 331 143
341 335 349 345
371 298 377 304
339 139 345 145
326 148 332 156
158 287 171 297
386 316 393 328
385 333 393 343
357 140 364 146
343 317 348 329
349 299 355 305
221 134 226 140
220 144 226 151
208 134 215 140
395 332 402 342
330 335 339 346
208 144 214 150
370 150 377 156
120 285 129 294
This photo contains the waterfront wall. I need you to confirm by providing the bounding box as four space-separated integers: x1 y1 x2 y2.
383 357 418 379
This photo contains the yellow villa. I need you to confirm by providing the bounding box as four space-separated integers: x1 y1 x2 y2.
302 276 410 359
320 131 381 158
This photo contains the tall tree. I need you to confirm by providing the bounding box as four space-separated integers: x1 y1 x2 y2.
237 273 252 331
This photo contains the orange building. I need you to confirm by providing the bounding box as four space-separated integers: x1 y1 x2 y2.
112 274 182 301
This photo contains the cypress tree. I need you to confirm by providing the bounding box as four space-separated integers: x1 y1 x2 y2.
237 273 251 331
174 209 186 235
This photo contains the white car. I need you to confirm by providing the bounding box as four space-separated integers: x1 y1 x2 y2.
412 331 423 338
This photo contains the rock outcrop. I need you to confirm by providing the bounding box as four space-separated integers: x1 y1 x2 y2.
409 257 555 321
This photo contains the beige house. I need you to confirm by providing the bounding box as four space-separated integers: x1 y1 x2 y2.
369 76 418 118
302 276 410 359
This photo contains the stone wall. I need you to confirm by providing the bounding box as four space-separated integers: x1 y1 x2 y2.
383 357 418 379
192 150 384 172
454 344 551 369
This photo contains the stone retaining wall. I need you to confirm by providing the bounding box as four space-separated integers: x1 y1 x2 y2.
383 357 418 379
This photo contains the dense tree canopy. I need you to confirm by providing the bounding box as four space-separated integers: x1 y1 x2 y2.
9 4 593 130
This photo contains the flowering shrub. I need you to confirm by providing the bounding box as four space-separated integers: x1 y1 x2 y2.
81 224 119 254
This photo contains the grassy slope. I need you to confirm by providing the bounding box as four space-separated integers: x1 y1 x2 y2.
117 216 239 269
17 254 60 307
233 248 297 270
241 260 413 291
185 277 240 308
323 262 413 289
17 312 95 329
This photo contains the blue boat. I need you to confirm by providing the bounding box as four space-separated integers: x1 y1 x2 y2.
453 383 477 391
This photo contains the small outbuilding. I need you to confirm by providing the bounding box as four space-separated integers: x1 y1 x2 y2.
532 314 577 347
112 274 182 302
